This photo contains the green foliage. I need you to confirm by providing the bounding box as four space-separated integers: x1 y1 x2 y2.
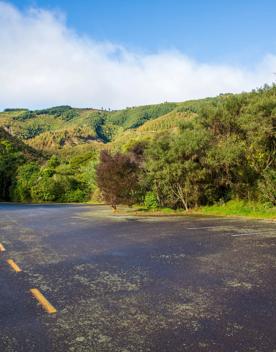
138 85 276 211
36 105 72 115
20 125 45 139
30 176 63 202
257 170 276 206
144 192 158 209
0 140 24 200
106 102 177 130
62 189 88 202
15 106 78 122
60 109 79 121
90 113 110 142
47 155 60 168
144 127 211 210
12 162 40 201
15 110 35 121
4 108 28 112
11 149 98 203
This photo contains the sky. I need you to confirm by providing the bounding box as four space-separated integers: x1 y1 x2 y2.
0 0 276 109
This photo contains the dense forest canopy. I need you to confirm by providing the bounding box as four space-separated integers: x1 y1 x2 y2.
0 85 275 210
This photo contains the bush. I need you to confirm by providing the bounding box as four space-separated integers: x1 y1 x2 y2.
257 170 276 206
12 162 40 201
144 192 158 209
61 189 87 202
30 177 63 202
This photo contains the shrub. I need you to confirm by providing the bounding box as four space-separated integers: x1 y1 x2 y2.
62 189 87 202
257 170 276 206
144 192 158 209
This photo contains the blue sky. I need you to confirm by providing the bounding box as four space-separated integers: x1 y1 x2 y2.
0 0 275 109
8 0 276 65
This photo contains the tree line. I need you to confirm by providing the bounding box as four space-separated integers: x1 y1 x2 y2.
97 86 276 210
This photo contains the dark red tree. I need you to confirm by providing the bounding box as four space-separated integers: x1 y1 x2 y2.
96 150 140 210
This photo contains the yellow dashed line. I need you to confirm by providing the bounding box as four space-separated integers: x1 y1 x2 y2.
7 259 22 273
0 243 6 252
3 244 56 315
30 288 57 314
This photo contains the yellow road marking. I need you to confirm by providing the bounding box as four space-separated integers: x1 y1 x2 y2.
0 243 6 252
7 259 22 272
30 288 57 314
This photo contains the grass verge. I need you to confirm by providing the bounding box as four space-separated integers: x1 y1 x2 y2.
196 200 276 220
117 200 276 220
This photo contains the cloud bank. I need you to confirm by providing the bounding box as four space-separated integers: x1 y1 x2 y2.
0 1 275 110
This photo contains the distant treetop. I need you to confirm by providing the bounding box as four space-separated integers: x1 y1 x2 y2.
4 108 29 112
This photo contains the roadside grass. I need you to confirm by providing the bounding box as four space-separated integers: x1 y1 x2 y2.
117 200 276 220
197 200 276 220
116 206 188 217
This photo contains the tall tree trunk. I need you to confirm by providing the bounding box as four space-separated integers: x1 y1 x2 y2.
176 183 188 211
171 183 188 211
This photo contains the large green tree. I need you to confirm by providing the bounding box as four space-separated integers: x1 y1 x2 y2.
0 141 23 200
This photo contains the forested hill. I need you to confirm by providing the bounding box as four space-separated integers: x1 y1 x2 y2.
0 103 179 153
0 127 44 160
0 127 45 200
0 85 275 208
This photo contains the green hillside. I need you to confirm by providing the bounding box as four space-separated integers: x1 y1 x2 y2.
0 127 44 161
0 95 225 154
0 127 45 200
0 102 186 152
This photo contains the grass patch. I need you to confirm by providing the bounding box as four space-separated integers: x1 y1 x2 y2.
115 200 276 220
198 200 276 220
115 206 190 217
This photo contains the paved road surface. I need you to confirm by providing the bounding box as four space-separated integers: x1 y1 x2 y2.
0 204 276 352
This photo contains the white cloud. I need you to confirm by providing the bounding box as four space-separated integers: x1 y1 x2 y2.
0 1 275 110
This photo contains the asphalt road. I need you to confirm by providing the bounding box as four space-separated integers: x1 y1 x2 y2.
0 204 276 352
